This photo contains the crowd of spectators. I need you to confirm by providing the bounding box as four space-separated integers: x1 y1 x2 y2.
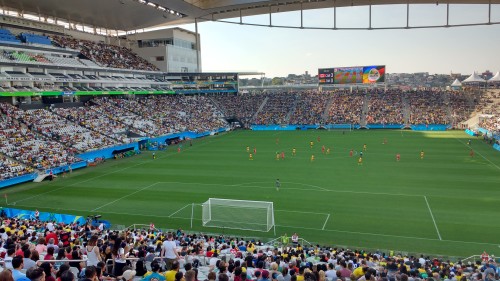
92 96 228 137
0 103 81 174
135 95 227 133
209 90 481 126
211 93 266 125
255 92 298 125
10 108 118 152
54 105 132 143
289 91 332 125
51 35 159 71
366 91 404 124
1 215 499 281
324 91 363 125
407 91 448 125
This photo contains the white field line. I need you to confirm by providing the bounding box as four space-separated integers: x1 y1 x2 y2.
454 138 500 171
168 204 191 218
156 181 421 197
322 214 330 230
424 196 442 240
276 209 329 215
91 182 159 211
11 202 499 247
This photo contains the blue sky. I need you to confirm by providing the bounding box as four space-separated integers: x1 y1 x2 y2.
179 4 500 77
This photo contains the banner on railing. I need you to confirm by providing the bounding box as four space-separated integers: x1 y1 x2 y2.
1 207 86 225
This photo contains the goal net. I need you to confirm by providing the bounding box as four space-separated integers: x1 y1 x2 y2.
202 198 275 233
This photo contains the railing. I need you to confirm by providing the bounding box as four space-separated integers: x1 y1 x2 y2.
265 237 314 248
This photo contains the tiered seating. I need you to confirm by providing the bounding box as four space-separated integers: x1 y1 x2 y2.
408 91 448 124
11 108 118 152
137 95 228 133
449 92 474 124
91 97 156 136
325 91 363 124
0 157 32 180
0 104 81 170
0 28 21 44
367 90 404 124
20 33 52 45
289 91 333 125
54 106 131 143
255 92 297 125
51 35 159 71
46 56 86 67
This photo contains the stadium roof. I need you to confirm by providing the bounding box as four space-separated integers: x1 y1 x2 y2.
3 0 500 31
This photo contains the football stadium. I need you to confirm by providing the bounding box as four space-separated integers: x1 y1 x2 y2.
0 0 499 281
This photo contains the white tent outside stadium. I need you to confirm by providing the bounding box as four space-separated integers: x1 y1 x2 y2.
488 71 500 82
451 79 462 87
462 72 486 83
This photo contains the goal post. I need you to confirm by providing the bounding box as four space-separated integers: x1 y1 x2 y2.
202 198 275 234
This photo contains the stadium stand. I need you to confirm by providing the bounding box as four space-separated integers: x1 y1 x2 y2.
0 103 81 172
0 29 21 44
51 35 159 71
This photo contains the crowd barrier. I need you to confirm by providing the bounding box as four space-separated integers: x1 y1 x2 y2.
0 173 37 189
77 143 140 161
410 124 449 131
1 207 86 225
494 144 500 152
465 129 478 136
45 161 87 175
366 124 405 129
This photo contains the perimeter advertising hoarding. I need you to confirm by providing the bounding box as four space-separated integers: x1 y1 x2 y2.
318 65 385 84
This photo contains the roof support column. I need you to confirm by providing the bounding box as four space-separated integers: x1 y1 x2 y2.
195 18 200 72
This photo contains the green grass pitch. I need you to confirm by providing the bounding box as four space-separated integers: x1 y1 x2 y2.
2 130 500 258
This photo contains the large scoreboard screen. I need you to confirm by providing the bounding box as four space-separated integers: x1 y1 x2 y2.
318 68 335 84
318 65 386 85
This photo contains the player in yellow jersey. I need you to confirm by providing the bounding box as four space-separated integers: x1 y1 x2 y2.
358 156 363 165
363 144 367 151
246 146 250 153
420 150 424 159
310 141 314 148
249 153 253 160
276 152 280 161
310 154 315 162
326 148 330 154
292 148 296 156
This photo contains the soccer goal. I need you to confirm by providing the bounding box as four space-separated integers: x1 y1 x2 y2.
202 198 275 234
